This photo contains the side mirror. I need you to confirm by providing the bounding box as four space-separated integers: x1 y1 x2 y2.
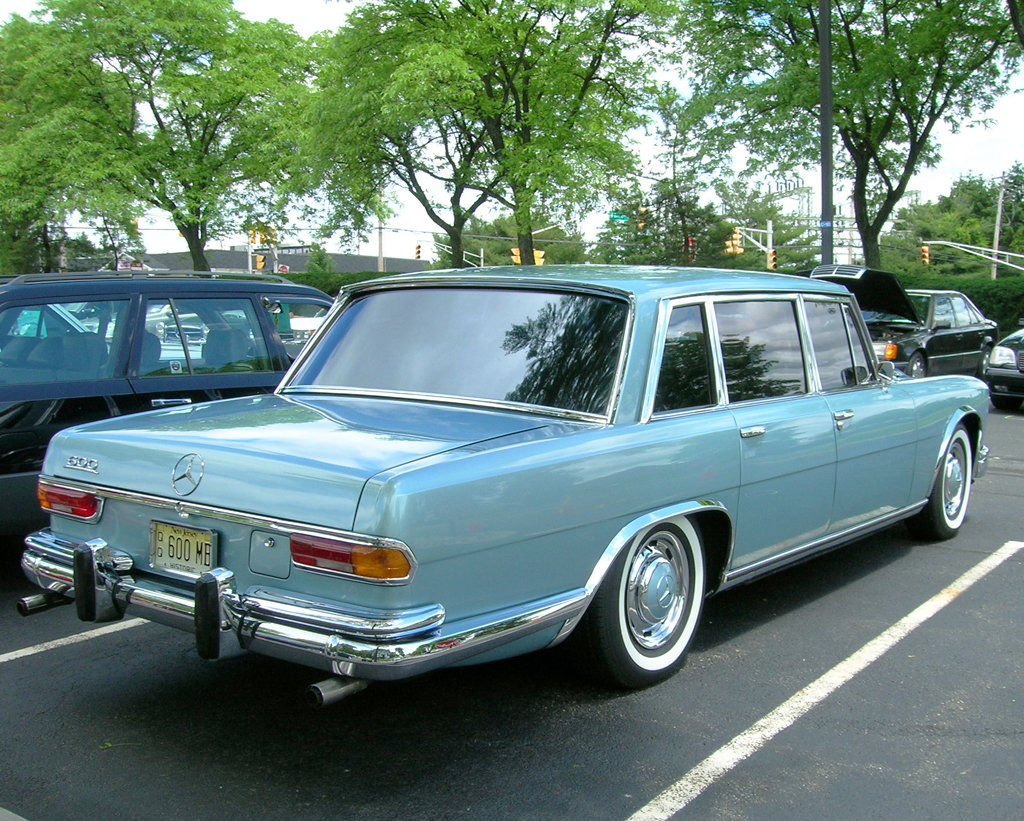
877 361 896 381
933 320 952 330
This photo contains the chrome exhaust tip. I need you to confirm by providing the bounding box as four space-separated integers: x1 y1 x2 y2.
306 676 370 708
17 591 72 617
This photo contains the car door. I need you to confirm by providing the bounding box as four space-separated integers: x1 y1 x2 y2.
0 296 134 534
803 299 917 531
125 295 288 412
925 296 960 375
714 298 837 570
949 294 985 374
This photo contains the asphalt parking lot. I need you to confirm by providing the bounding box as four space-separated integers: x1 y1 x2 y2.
1 411 1022 821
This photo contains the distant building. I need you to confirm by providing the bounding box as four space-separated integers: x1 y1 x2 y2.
138 249 424 275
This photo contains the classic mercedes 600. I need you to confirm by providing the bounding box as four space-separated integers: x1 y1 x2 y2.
20 266 989 702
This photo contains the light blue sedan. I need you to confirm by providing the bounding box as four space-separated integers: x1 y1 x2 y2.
20 266 989 703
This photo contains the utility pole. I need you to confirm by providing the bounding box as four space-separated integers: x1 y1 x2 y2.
992 175 1006 280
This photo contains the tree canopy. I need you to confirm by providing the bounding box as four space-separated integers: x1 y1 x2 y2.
307 0 677 266
676 0 1017 268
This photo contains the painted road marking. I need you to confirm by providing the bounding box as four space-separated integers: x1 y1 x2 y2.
0 618 146 665
628 540 1024 821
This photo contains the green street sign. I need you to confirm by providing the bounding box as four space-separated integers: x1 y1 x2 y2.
609 211 629 222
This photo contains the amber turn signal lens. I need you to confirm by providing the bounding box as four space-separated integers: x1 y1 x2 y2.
884 343 898 361
290 533 412 581
37 482 100 520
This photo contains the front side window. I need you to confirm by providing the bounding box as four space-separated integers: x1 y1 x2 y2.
653 303 714 413
287 287 629 417
0 300 128 384
140 298 272 377
715 300 806 402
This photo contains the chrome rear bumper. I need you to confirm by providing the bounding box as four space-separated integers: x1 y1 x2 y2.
21 529 588 680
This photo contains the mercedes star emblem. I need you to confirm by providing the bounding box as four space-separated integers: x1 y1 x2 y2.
171 453 204 497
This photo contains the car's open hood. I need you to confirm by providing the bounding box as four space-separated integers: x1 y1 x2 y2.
42 394 557 532
808 265 921 324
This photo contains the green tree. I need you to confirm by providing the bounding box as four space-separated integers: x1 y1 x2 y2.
33 0 311 271
304 242 335 275
677 0 1016 269
308 0 675 267
883 165 1024 275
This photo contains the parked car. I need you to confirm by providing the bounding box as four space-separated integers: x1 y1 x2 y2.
0 271 332 536
984 325 1024 410
810 265 997 378
19 266 988 701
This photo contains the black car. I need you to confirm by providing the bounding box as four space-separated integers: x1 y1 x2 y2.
810 266 997 378
984 326 1024 410
0 271 332 536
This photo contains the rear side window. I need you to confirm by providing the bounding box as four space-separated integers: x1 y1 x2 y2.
715 300 806 402
0 300 128 384
140 298 272 377
653 303 714 413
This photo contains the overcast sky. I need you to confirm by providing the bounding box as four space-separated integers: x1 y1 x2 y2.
1 0 1020 258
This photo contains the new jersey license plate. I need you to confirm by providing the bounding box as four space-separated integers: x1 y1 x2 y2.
149 520 217 577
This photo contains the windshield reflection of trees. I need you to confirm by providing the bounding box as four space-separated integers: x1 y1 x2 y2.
501 295 626 415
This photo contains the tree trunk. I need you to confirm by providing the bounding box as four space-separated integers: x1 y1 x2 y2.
178 223 210 271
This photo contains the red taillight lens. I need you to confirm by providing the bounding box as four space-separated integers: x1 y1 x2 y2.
289 533 412 581
37 482 101 520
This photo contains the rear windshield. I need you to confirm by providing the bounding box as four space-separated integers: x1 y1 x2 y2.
286 287 629 416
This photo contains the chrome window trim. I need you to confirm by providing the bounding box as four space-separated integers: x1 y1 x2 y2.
709 292 809 406
38 476 418 585
278 280 636 424
643 296 724 424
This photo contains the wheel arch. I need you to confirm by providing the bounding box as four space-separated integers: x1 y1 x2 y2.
927 408 982 495
550 500 733 647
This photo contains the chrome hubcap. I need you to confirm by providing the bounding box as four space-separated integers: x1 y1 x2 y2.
943 442 966 520
625 531 690 650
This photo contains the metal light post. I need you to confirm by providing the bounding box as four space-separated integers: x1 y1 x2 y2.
819 0 834 265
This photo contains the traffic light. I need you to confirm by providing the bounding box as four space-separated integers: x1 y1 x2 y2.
249 227 257 243
725 227 744 255
511 248 521 264
533 249 545 264
921 245 930 265
415 244 421 259
255 254 266 270
637 206 648 231
768 248 778 270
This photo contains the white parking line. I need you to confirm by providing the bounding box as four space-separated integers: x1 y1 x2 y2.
0 618 146 666
628 540 1024 821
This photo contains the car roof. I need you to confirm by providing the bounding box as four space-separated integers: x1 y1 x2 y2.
0 270 331 301
346 264 852 303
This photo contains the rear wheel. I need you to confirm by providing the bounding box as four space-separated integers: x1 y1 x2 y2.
906 425 972 541
570 519 705 688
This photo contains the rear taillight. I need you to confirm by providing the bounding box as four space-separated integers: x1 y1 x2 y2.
290 533 412 582
37 481 102 521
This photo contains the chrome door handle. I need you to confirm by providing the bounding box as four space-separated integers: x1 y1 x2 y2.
833 409 854 430
740 426 766 438
151 398 193 407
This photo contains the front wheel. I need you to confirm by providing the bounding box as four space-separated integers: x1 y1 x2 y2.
906 425 973 541
907 351 927 378
569 519 705 688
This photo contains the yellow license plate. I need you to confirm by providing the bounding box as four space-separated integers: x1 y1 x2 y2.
149 520 216 577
